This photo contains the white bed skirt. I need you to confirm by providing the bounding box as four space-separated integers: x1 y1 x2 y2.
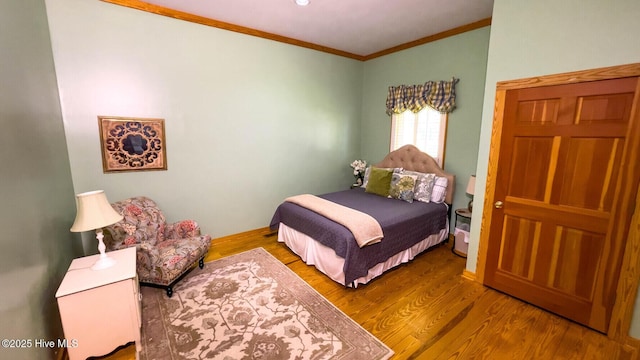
277 222 449 287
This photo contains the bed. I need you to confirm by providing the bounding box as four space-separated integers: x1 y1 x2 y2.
269 145 455 287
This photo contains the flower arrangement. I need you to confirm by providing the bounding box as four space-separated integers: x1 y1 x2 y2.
350 159 367 185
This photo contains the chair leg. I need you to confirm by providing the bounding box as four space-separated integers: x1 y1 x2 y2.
199 258 204 269
166 286 173 298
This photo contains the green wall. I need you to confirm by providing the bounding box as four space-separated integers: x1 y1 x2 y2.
469 0 640 337
0 0 81 359
45 0 364 239
361 27 491 227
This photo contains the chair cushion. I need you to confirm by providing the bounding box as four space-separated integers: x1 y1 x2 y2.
137 235 211 286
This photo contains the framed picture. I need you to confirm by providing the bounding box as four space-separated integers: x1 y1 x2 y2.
98 116 167 173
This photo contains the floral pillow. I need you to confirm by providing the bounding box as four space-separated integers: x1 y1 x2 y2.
402 170 436 203
389 173 418 203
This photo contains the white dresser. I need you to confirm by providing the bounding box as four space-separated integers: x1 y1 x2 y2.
56 247 141 360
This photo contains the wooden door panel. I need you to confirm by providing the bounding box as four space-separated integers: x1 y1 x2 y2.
556 137 624 211
547 226 604 300
508 137 554 201
489 267 593 326
498 215 538 279
485 76 639 332
576 93 634 125
493 222 604 325
516 99 561 125
497 215 605 297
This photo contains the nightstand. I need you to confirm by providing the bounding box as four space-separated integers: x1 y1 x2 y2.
453 208 471 258
56 247 141 360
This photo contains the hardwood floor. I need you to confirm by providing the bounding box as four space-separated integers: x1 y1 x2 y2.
94 228 634 360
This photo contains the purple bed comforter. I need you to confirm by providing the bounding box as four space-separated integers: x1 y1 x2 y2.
269 188 448 285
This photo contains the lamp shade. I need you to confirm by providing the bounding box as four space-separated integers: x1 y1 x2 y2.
466 175 476 196
70 190 123 232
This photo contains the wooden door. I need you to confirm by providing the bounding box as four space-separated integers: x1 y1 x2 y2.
483 77 640 332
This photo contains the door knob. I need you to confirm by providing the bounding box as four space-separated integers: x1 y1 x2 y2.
495 200 504 209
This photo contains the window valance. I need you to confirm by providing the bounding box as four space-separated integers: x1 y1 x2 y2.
386 77 459 115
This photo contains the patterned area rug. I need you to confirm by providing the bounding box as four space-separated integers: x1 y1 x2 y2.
139 247 393 360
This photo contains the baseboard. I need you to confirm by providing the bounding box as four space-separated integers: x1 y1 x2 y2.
623 335 640 359
462 269 476 281
210 227 272 241
263 228 278 237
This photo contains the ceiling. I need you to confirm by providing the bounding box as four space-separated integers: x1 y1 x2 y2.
106 0 494 60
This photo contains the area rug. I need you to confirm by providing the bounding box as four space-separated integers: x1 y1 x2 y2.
139 247 393 360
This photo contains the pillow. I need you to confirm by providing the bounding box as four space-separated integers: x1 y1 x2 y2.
389 173 418 203
430 176 449 203
365 167 394 197
402 170 436 203
361 166 401 188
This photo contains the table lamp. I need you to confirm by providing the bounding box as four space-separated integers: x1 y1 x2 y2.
466 175 476 212
70 190 124 270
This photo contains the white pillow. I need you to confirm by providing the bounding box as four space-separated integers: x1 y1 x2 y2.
430 176 448 203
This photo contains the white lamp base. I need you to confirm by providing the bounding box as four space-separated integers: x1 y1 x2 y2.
92 229 116 270
92 255 116 270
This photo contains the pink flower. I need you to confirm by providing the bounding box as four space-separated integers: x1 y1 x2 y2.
123 223 136 235
124 236 137 245
168 256 182 265
125 205 142 216
179 221 196 232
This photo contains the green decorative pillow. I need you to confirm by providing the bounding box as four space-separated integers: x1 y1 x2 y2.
361 166 399 188
365 167 393 197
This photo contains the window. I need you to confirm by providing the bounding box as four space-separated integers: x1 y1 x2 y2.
390 107 448 167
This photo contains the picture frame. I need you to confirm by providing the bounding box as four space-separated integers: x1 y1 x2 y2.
98 116 167 173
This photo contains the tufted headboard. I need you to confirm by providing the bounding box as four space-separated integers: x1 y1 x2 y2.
375 145 455 205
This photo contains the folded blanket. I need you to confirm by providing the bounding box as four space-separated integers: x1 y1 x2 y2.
285 194 384 247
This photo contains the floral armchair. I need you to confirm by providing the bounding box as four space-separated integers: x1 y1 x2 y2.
103 196 211 297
